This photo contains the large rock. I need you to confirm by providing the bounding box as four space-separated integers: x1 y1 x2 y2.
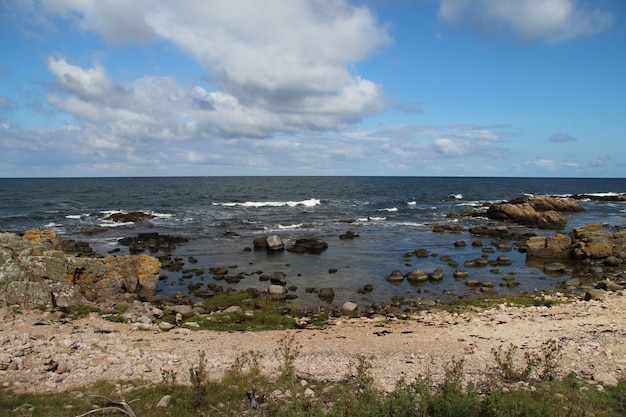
106 211 155 222
484 196 583 229
287 238 328 254
526 234 573 259
0 231 161 306
572 223 615 259
266 235 285 251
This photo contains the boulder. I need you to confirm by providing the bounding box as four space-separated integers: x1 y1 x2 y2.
386 270 404 283
106 211 155 222
572 223 614 259
342 301 358 313
266 235 284 251
484 196 583 229
318 288 335 301
526 234 573 259
406 269 428 284
0 231 161 306
339 231 358 240
287 238 328 254
269 271 287 286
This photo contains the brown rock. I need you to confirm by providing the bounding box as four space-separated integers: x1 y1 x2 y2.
526 234 573 259
106 212 155 222
485 196 583 229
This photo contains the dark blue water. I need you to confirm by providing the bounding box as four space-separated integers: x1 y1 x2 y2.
1 177 625 306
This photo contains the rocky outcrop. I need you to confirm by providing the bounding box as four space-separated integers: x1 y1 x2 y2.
526 234 573 260
571 223 625 260
118 233 188 254
484 196 583 229
286 238 329 254
106 211 155 222
526 223 626 262
0 231 160 307
254 236 328 254
570 193 626 202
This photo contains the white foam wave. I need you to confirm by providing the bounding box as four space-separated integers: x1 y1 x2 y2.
450 193 463 200
396 222 426 227
150 211 174 218
379 207 398 212
65 215 82 219
278 223 304 229
357 216 387 222
214 198 321 208
407 201 416 206
99 221 134 228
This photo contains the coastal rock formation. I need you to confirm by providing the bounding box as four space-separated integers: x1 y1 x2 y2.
0 231 161 307
287 238 329 254
526 234 573 260
570 193 626 202
106 211 155 222
118 233 188 254
484 195 583 229
527 223 626 262
572 223 626 260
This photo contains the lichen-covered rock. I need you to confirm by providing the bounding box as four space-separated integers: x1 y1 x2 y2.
526 234 573 259
0 231 161 306
572 223 615 259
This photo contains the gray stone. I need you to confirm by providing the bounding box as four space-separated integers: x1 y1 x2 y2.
168 305 193 315
342 301 358 313
593 372 619 387
267 285 286 295
386 270 404 283
156 395 171 408
406 269 428 284
266 235 284 251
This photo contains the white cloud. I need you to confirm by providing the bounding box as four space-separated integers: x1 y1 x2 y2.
34 0 390 143
438 0 614 43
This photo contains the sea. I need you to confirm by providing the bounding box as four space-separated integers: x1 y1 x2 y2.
1 176 625 307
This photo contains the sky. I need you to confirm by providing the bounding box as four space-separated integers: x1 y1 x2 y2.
0 0 624 178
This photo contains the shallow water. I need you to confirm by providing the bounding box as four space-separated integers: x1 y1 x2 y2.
1 176 625 306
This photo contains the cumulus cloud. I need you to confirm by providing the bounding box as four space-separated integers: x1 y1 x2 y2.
352 124 519 161
550 132 578 142
33 0 391 144
438 0 614 43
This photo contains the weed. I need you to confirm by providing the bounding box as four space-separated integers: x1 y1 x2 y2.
274 334 301 381
187 351 207 410
160 368 177 386
492 339 563 383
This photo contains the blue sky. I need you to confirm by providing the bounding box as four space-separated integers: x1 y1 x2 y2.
0 0 624 177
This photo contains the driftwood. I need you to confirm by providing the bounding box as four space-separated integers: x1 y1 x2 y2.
75 396 138 417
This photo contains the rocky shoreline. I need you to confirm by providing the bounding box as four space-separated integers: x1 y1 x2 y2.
1 291 624 394
1 194 625 394
2 195 625 314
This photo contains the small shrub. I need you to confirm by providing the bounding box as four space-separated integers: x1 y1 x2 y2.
274 334 301 381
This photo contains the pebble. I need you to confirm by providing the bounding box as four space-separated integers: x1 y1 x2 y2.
491 314 511 323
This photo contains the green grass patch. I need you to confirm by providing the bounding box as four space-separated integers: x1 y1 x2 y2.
59 304 101 319
4 365 624 417
441 293 569 314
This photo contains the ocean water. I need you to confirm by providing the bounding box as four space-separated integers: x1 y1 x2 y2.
1 176 625 307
